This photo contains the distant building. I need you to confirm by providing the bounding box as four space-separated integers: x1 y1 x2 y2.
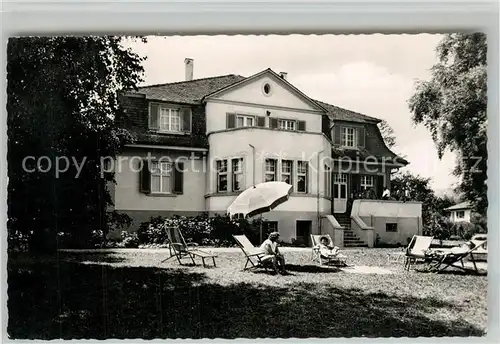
445 202 473 223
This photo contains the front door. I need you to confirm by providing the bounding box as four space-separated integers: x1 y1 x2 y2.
296 220 312 246
333 173 348 213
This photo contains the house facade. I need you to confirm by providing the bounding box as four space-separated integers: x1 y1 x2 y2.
445 202 472 223
112 58 420 247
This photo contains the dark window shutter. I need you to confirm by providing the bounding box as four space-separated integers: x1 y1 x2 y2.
182 108 192 132
257 116 266 127
270 118 278 129
376 175 385 199
357 127 365 147
297 120 306 131
334 125 341 145
149 103 159 130
173 161 184 194
226 113 236 129
140 159 151 193
351 174 361 198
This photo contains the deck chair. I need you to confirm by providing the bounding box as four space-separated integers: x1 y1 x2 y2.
424 240 487 275
233 234 273 271
404 235 434 271
311 234 347 267
162 226 217 268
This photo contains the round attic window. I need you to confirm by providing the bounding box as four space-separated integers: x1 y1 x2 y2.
262 83 271 96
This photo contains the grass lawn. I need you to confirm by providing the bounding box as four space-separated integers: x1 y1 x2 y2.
7 247 487 339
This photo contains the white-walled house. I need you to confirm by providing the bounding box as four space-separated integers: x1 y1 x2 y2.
445 202 473 223
111 58 423 247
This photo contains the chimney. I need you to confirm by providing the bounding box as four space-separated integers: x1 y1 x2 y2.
185 58 194 81
279 72 287 80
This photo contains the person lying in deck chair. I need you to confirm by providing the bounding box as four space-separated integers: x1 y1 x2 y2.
450 241 476 254
319 236 340 258
260 232 287 274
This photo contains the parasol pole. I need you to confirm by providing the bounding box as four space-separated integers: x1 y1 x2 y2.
260 213 263 243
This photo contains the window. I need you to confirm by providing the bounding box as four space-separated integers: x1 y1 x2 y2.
264 159 277 182
216 160 228 192
236 115 255 128
159 107 181 132
232 158 244 191
281 160 293 185
263 83 271 95
263 221 278 233
334 173 348 199
386 223 398 232
456 211 465 219
151 161 172 193
324 165 332 198
341 127 356 147
279 119 296 131
297 161 308 193
360 175 374 191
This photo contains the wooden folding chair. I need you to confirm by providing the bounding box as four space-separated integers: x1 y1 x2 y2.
162 225 217 268
232 234 272 271
404 235 434 271
424 240 487 275
310 234 347 267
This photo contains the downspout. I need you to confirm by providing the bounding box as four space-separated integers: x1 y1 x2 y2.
317 149 324 234
248 144 255 186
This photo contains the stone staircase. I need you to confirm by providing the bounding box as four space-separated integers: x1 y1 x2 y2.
334 213 369 248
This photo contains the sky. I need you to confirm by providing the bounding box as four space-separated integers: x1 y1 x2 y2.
128 34 458 192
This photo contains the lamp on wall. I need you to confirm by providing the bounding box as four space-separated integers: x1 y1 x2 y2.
266 110 271 116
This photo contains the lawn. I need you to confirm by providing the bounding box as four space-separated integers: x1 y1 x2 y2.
7 247 487 339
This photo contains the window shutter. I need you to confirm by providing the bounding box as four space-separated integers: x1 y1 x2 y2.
270 118 278 129
226 113 236 129
140 159 151 193
357 127 365 148
334 125 341 145
182 108 192 132
149 103 159 130
172 161 184 194
376 175 385 199
257 116 266 127
297 120 306 131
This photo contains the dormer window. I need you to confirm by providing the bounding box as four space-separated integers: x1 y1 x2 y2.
160 108 181 132
149 102 192 133
333 124 365 149
342 127 356 147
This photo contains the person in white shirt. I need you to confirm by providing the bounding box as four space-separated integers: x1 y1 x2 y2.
260 232 286 274
382 187 391 200
319 236 340 258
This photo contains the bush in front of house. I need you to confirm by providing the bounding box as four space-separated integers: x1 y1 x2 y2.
136 213 266 247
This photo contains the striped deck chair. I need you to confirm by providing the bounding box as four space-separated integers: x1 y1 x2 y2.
162 225 217 268
404 235 434 271
233 234 273 271
424 240 487 275
311 234 347 267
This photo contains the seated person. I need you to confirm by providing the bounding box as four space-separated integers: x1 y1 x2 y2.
382 187 391 200
318 236 340 258
260 232 286 274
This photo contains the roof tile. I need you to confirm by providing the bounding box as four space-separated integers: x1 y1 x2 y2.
132 72 383 123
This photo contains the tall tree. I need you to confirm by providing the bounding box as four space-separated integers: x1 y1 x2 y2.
7 36 145 251
391 171 455 234
378 119 396 148
408 33 487 216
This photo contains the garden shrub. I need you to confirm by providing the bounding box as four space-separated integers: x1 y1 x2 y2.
137 216 170 245
137 213 266 247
